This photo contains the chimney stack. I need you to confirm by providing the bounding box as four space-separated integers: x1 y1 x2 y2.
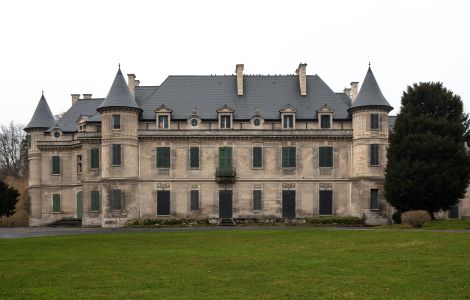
127 74 137 95
71 94 80 105
350 82 359 102
82 94 92 99
296 63 307 96
235 64 244 96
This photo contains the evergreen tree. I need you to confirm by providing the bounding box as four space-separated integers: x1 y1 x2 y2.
0 180 20 217
385 82 470 217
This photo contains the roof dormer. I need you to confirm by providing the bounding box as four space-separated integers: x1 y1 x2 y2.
317 104 334 129
217 105 234 129
154 105 172 130
280 104 297 129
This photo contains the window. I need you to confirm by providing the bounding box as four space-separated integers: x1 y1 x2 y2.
220 115 231 129
156 147 170 168
370 113 379 130
319 190 333 215
52 194 61 213
253 190 262 210
112 114 121 129
112 144 121 166
77 155 82 174
319 147 333 168
283 115 294 129
111 189 122 211
320 115 331 129
252 147 263 168
53 132 60 138
370 144 379 166
158 115 169 129
27 135 31 149
190 190 200 210
190 147 200 169
253 118 261 127
90 148 100 169
191 118 198 127
91 191 100 212
52 156 60 175
282 147 296 168
370 189 379 210
96 125 101 132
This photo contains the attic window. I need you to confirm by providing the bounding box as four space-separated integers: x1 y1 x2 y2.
158 115 169 129
53 132 60 139
191 118 198 127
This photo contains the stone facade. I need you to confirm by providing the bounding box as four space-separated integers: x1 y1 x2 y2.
24 64 470 227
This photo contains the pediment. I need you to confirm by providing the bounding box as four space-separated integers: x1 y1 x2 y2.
279 104 297 113
216 104 234 113
317 104 334 113
154 104 173 113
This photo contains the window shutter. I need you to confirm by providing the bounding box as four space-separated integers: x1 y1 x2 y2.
370 144 379 166
52 156 60 175
190 190 199 210
253 147 262 168
91 148 99 169
157 147 171 168
53 194 61 212
253 190 262 210
91 191 100 212
370 189 379 209
190 147 199 168
282 147 288 168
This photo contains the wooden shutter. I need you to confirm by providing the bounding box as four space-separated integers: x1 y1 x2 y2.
53 194 61 212
112 144 121 165
253 190 262 210
218 147 232 168
370 189 379 210
190 190 199 210
370 144 379 166
282 147 296 168
319 190 333 215
52 156 60 175
91 191 100 212
112 189 122 211
91 148 100 169
190 147 200 168
157 147 171 168
319 147 333 168
252 147 262 168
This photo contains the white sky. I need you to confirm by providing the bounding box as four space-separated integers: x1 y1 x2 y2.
1 0 469 126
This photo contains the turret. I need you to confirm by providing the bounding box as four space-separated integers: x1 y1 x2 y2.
24 92 55 226
96 67 141 227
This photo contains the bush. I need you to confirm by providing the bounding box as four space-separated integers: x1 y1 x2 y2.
305 216 366 226
401 210 431 228
127 218 210 227
392 211 402 224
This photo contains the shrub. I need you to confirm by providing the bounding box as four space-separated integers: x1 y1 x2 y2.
127 218 210 227
305 216 366 226
401 210 431 228
392 211 402 224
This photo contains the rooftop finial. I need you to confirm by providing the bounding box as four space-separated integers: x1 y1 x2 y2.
42 90 44 95
118 63 121 69
369 61 371 67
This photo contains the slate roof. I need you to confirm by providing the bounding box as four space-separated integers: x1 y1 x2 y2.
52 99 103 132
25 94 55 130
135 86 159 107
140 75 351 120
98 68 141 111
349 67 392 111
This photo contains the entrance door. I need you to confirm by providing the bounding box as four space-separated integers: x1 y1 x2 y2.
448 205 459 219
76 191 83 220
219 147 233 168
219 190 233 218
319 190 333 215
282 190 296 219
157 191 170 216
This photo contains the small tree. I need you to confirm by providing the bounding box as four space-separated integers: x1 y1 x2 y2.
0 181 20 217
385 82 470 218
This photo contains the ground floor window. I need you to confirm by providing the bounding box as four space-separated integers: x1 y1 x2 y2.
370 189 379 210
91 191 100 212
52 194 61 213
448 204 459 218
190 190 199 210
253 190 262 210
319 190 332 215
157 191 170 215
111 189 123 211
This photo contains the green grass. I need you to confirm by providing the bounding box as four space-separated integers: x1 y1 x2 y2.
0 228 469 299
379 219 470 230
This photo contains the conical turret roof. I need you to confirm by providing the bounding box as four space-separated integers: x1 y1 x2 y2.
349 67 392 111
25 93 55 130
98 67 141 111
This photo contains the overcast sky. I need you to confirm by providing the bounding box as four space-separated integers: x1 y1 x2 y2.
1 0 469 126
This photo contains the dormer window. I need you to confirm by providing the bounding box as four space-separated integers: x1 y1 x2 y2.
155 105 173 130
191 119 198 127
217 105 234 130
253 118 261 127
250 109 264 128
187 108 201 129
317 104 334 129
53 131 60 139
112 114 121 129
280 105 297 130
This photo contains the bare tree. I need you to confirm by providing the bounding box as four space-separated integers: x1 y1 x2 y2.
0 122 27 178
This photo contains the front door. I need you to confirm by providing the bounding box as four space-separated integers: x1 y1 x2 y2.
219 190 233 218
448 204 459 219
157 191 170 216
319 190 333 215
76 191 83 220
219 147 233 169
282 190 296 219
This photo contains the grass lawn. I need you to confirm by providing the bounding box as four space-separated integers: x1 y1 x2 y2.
0 228 469 299
379 219 470 230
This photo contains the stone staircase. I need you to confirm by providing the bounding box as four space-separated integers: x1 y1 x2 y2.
47 218 82 227
218 218 236 226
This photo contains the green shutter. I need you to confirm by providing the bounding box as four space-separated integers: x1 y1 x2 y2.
157 147 171 168
53 194 61 213
218 147 232 168
112 144 121 165
190 147 199 168
282 147 296 168
370 189 379 210
91 148 100 169
190 190 199 210
112 189 122 211
370 144 379 166
319 147 333 168
253 147 262 168
91 191 100 212
52 156 60 175
253 190 262 210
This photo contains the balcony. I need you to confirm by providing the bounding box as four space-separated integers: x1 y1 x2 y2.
216 167 236 183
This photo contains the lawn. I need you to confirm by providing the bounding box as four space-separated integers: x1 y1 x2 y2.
0 228 469 299
378 219 470 230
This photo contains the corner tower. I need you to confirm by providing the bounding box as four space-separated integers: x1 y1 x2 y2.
96 67 141 227
348 66 393 222
24 93 55 226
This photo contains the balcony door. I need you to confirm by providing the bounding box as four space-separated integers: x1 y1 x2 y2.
219 147 233 168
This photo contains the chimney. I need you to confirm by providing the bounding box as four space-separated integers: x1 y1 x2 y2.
71 94 80 105
135 80 140 87
350 82 359 102
127 74 136 95
82 94 92 99
343 87 352 98
295 63 307 96
235 64 244 96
